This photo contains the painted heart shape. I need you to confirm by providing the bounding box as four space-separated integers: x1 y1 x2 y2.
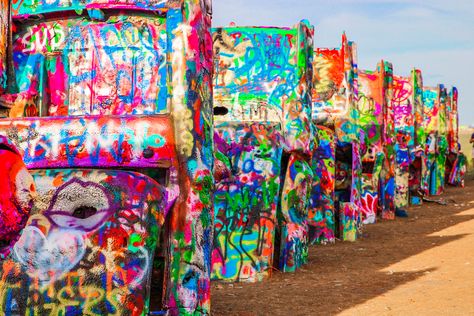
13 226 86 287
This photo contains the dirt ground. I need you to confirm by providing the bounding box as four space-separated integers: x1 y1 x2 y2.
211 177 474 315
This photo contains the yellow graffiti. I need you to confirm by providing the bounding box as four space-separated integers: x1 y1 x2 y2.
314 56 333 98
171 24 194 157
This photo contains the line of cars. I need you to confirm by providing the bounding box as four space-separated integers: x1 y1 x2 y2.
0 1 465 314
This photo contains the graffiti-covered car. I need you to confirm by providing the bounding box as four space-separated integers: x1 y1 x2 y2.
358 61 396 223
311 34 362 241
408 69 426 205
212 21 314 280
0 0 214 315
445 87 466 187
422 85 448 197
392 74 416 210
308 125 336 243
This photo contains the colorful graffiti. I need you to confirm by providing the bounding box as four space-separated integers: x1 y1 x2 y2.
0 116 178 169
377 62 396 220
422 86 440 196
434 85 448 195
408 69 425 205
312 34 358 138
355 61 396 223
343 140 363 239
446 88 458 155
447 152 466 188
445 87 465 187
358 65 387 224
0 2 466 312
7 14 168 117
0 0 7 94
392 75 414 209
0 168 169 315
312 33 362 240
212 21 314 277
278 154 313 271
0 1 215 315
422 85 448 197
212 122 282 282
308 125 336 244
212 24 313 153
11 0 170 16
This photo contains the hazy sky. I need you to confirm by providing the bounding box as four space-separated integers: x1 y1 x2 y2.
213 0 474 126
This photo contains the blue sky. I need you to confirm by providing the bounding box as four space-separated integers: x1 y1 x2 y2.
213 0 474 126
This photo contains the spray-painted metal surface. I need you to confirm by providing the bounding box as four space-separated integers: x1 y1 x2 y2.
2 167 169 315
355 61 397 223
312 34 358 136
12 0 169 16
392 74 414 209
446 87 465 187
212 21 314 279
0 0 7 94
421 87 438 196
408 69 425 205
212 122 282 281
5 14 168 117
0 116 177 168
376 62 397 220
278 153 313 270
435 85 449 195
212 23 313 153
311 34 362 241
447 87 459 155
0 0 215 314
358 63 392 224
308 125 336 244
338 139 363 241
422 85 448 197
448 152 466 188
423 85 447 197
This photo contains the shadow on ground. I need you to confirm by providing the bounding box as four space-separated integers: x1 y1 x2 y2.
211 178 474 315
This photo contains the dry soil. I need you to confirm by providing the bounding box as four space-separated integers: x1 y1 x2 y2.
212 178 474 315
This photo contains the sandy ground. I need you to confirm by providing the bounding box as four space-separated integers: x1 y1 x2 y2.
211 178 474 315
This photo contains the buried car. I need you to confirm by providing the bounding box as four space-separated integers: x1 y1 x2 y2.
0 0 214 314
